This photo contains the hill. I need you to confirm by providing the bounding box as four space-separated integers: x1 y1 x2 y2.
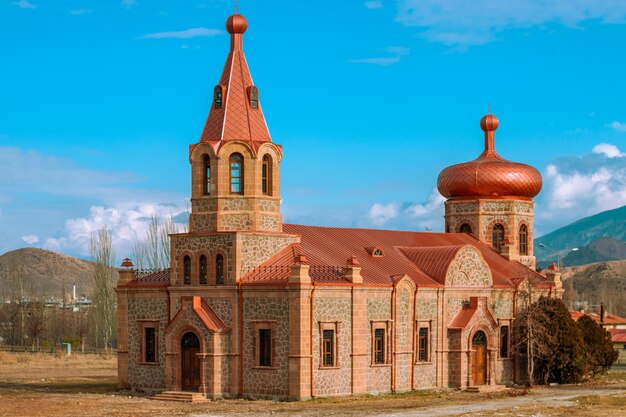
535 205 626 264
560 237 626 267
0 248 95 299
560 259 626 318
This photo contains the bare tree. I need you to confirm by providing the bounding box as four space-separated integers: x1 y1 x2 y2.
132 214 180 271
90 227 116 350
514 280 553 386
26 302 45 349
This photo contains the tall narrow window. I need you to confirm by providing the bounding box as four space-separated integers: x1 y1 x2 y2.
230 153 243 194
500 325 509 358
374 328 386 365
460 223 472 234
249 86 259 109
199 255 207 285
492 223 505 251
216 254 224 285
203 155 211 195
418 327 429 362
144 327 156 363
519 224 528 256
262 154 272 195
322 329 335 367
214 85 223 109
259 329 272 367
183 255 191 285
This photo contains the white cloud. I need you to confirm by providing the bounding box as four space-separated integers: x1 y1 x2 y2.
141 28 224 40
350 46 410 66
368 203 400 226
21 235 39 245
350 57 401 66
538 143 626 230
69 9 91 15
365 1 383 9
365 189 445 230
122 0 137 8
397 0 626 46
51 202 188 257
592 143 625 158
608 121 626 132
12 0 36 9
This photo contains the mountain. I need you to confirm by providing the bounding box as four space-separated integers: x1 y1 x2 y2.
560 259 626 318
560 237 626 267
535 205 626 264
0 248 96 299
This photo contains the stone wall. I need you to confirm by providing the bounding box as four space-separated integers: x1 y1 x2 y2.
312 295 352 396
414 296 438 389
239 234 299 276
366 295 392 393
242 295 290 397
127 297 168 390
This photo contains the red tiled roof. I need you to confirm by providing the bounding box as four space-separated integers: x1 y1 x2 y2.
570 310 626 325
609 329 626 343
399 245 463 285
123 269 170 288
241 224 548 288
448 303 478 329
198 14 272 154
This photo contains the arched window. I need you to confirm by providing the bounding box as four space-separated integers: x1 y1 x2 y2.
262 154 272 195
492 224 505 251
519 224 528 256
199 255 207 284
249 86 259 109
216 254 224 285
203 154 211 196
183 255 191 285
230 153 243 194
460 223 472 234
214 85 223 109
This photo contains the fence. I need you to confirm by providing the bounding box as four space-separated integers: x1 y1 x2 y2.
0 345 116 355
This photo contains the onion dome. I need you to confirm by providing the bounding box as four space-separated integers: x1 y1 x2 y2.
226 13 248 34
437 113 542 199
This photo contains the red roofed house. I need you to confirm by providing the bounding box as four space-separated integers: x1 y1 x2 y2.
115 13 561 400
570 308 626 366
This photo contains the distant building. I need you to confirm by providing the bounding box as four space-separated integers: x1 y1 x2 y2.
116 13 559 399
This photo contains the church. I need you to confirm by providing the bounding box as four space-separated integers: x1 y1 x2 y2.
115 12 561 400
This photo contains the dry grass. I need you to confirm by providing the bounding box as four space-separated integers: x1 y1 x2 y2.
0 351 115 367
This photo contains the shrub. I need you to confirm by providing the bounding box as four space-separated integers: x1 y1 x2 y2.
577 315 618 375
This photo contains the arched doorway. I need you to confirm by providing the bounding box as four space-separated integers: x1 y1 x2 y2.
181 332 201 391
471 331 488 385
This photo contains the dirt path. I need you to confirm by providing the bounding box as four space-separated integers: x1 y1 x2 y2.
367 386 626 417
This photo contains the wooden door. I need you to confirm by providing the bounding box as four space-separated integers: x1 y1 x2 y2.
181 332 200 391
471 331 487 385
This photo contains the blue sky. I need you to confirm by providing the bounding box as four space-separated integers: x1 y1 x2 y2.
1 0 625 259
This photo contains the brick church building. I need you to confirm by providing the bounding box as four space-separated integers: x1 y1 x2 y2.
115 12 561 400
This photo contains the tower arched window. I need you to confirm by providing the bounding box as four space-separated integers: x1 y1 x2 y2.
199 255 208 284
214 85 223 109
203 154 211 196
230 153 244 194
183 255 191 285
492 224 505 251
460 223 472 234
519 224 528 256
216 254 224 285
262 154 272 195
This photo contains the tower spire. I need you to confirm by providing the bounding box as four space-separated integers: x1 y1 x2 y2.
198 12 272 151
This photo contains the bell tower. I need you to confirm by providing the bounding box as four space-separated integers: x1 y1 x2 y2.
437 114 543 269
188 13 283 233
